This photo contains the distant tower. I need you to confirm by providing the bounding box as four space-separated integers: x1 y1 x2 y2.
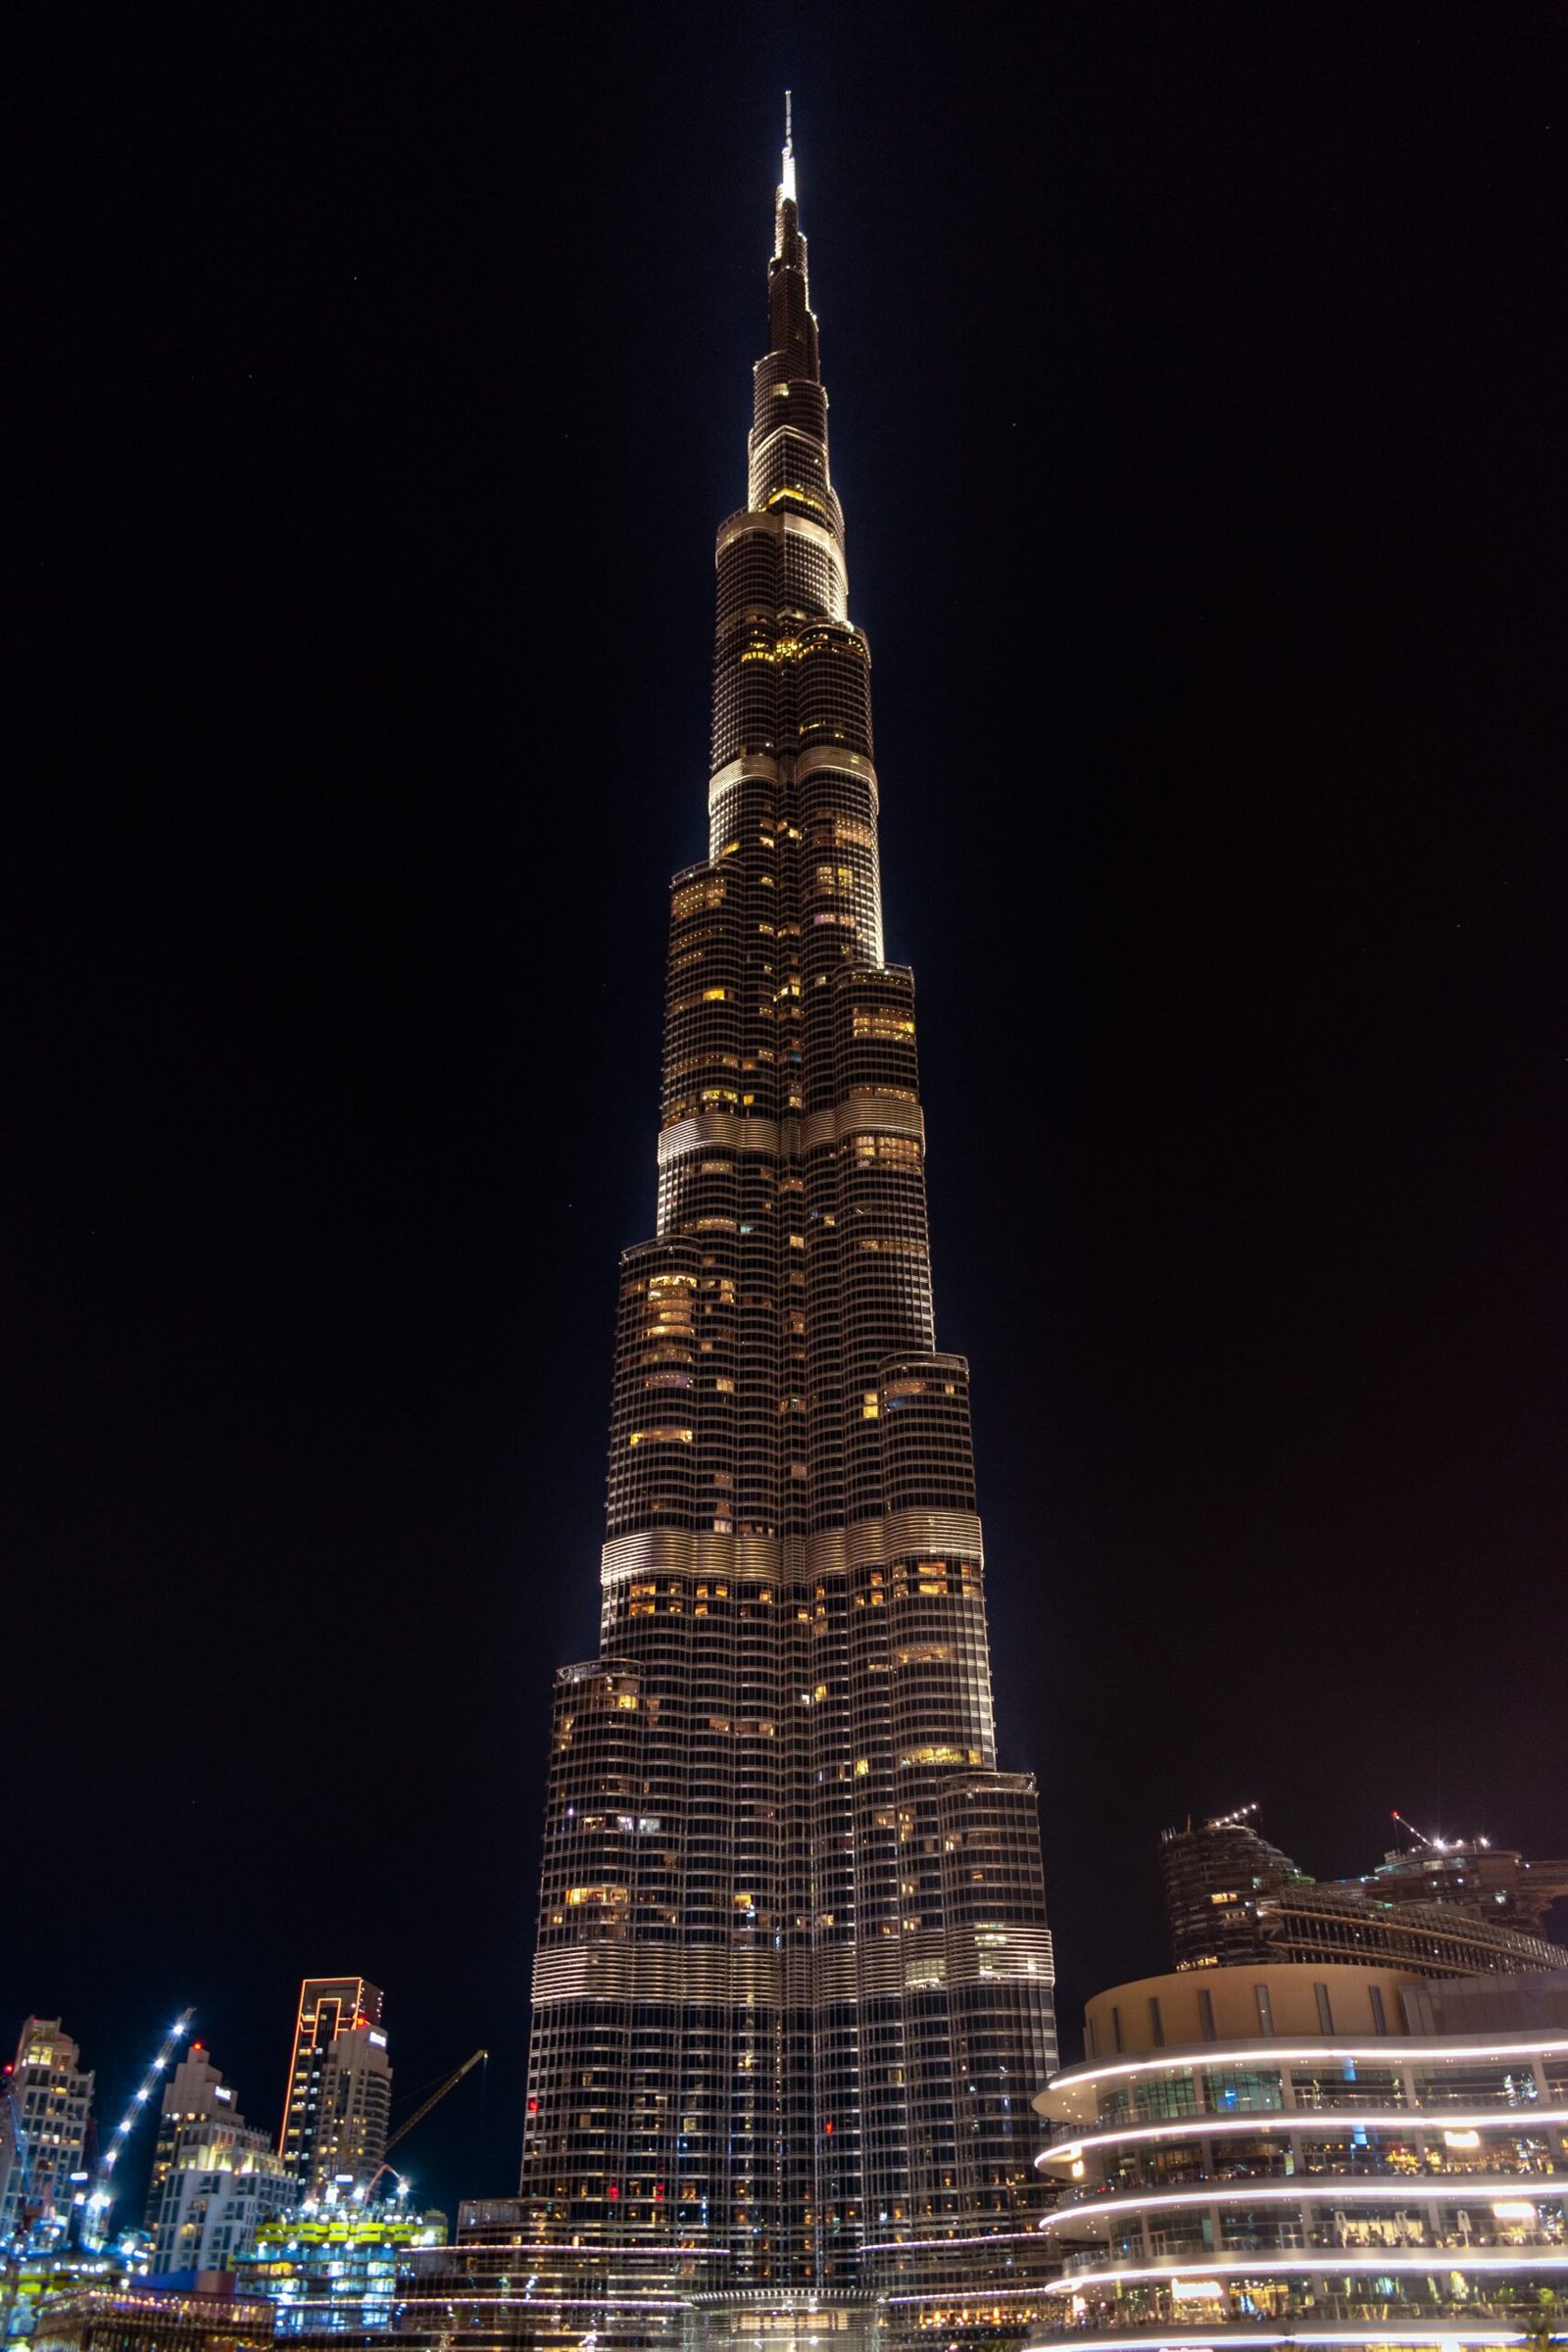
515 116 1057 2341
277 1979 389 2195
145 2040 292 2272
0 2018 94 2251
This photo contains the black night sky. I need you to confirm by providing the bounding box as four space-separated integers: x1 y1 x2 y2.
8 5 1567 2228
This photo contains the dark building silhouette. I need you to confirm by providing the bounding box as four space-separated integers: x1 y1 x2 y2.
1161 1807 1568 1978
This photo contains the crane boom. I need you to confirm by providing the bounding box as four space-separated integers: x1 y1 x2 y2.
384 2048 486 2156
82 2008 195 2249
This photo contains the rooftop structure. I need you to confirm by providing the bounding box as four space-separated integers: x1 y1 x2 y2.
1160 1811 1568 1978
1031 1961 1568 2352
514 114 1057 2349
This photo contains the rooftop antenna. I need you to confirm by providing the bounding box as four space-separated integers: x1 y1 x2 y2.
781 90 797 206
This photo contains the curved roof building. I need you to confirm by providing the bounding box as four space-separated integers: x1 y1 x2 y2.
1031 1963 1568 2352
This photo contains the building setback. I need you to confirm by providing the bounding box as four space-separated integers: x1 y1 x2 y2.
514 119 1057 2344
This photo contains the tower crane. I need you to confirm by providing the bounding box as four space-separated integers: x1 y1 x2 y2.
82 2010 194 2250
385 2048 486 2158
357 2049 487 2203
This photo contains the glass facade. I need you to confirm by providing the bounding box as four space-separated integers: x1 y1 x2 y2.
516 125 1057 2343
1033 2018 1568 2350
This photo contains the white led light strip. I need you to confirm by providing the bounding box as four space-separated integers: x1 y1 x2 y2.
1045 2249 1568 2294
1041 2108 1568 2167
1028 2333 1529 2349
1041 2172 1568 2229
1044 2034 1568 2104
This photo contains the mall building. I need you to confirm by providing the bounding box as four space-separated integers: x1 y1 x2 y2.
1030 1961 1568 2352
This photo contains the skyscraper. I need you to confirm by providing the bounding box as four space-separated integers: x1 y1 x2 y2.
278 1980 390 2196
517 119 1057 2340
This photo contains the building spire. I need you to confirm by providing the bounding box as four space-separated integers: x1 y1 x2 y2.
780 89 797 206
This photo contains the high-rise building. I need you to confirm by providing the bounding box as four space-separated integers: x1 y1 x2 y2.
278 1982 390 2196
515 119 1057 2346
309 2028 392 2200
1028 1960 1568 2352
144 2042 293 2276
1160 1809 1568 1977
1 2019 94 2252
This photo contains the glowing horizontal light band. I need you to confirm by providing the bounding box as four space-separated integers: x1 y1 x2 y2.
1043 2035 1568 2105
880 2291 1049 2308
405 2299 687 2313
1046 2251 1568 2296
860 2230 1045 2253
434 2243 729 2258
1041 2174 1568 2230
1041 2109 1568 2169
1021 2334 1530 2349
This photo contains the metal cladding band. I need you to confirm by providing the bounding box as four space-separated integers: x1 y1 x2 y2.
518 126 1057 2315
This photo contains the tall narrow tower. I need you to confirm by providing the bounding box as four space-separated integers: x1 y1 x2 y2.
519 121 1056 2335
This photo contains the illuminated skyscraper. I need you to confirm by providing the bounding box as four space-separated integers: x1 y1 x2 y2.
516 120 1057 2338
278 1980 390 2197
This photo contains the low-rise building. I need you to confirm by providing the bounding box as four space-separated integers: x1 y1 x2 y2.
28 2285 273 2352
1030 1961 1568 2352
1 2254 132 2347
233 2202 444 2334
